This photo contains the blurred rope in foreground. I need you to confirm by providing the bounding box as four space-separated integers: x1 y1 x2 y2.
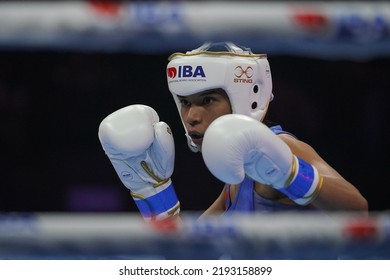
0 212 388 259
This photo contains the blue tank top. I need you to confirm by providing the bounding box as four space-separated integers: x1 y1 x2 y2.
223 125 313 214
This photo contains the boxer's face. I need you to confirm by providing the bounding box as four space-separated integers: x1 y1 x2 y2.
178 89 232 151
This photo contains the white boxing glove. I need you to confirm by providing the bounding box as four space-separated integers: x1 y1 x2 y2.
202 114 323 205
98 105 180 220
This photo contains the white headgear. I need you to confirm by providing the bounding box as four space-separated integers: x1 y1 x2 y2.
167 42 273 152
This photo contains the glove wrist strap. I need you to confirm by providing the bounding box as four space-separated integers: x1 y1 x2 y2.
132 182 180 221
280 156 323 205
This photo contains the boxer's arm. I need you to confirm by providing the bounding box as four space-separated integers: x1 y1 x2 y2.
279 134 368 212
203 114 368 212
198 186 226 219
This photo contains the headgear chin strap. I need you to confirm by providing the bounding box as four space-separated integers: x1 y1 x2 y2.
167 42 273 152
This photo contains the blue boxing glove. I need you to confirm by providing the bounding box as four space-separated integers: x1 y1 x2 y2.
98 105 180 220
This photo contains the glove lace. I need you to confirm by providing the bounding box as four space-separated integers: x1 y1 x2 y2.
140 161 170 187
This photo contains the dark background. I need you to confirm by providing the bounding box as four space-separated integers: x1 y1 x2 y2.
0 50 388 213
